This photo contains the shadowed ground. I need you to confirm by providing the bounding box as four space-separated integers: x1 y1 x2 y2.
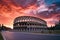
0 32 3 40
1 31 60 40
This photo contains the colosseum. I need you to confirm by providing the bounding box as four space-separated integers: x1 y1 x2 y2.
13 16 47 32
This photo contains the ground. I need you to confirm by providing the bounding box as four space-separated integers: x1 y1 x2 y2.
0 32 3 40
1 31 60 40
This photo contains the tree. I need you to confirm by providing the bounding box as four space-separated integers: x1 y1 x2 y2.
55 20 60 30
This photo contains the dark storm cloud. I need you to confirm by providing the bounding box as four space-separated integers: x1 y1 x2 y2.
0 0 37 11
37 11 51 18
11 0 37 8
0 0 6 5
0 0 12 12
53 14 60 21
52 2 60 7
0 0 60 19
36 1 60 19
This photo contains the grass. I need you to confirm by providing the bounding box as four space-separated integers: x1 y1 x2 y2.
34 30 60 34
0 32 4 40
19 30 60 34
52 30 60 34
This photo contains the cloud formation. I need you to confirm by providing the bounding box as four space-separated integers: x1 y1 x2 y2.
0 0 60 28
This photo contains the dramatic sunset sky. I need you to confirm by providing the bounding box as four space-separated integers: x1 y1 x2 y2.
0 0 60 28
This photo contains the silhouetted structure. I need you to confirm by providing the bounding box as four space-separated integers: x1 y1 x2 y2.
0 24 11 31
13 16 47 32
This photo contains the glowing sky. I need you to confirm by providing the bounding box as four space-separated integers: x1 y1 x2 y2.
0 0 60 28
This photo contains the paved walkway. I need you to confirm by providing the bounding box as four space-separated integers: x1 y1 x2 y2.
1 31 60 40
